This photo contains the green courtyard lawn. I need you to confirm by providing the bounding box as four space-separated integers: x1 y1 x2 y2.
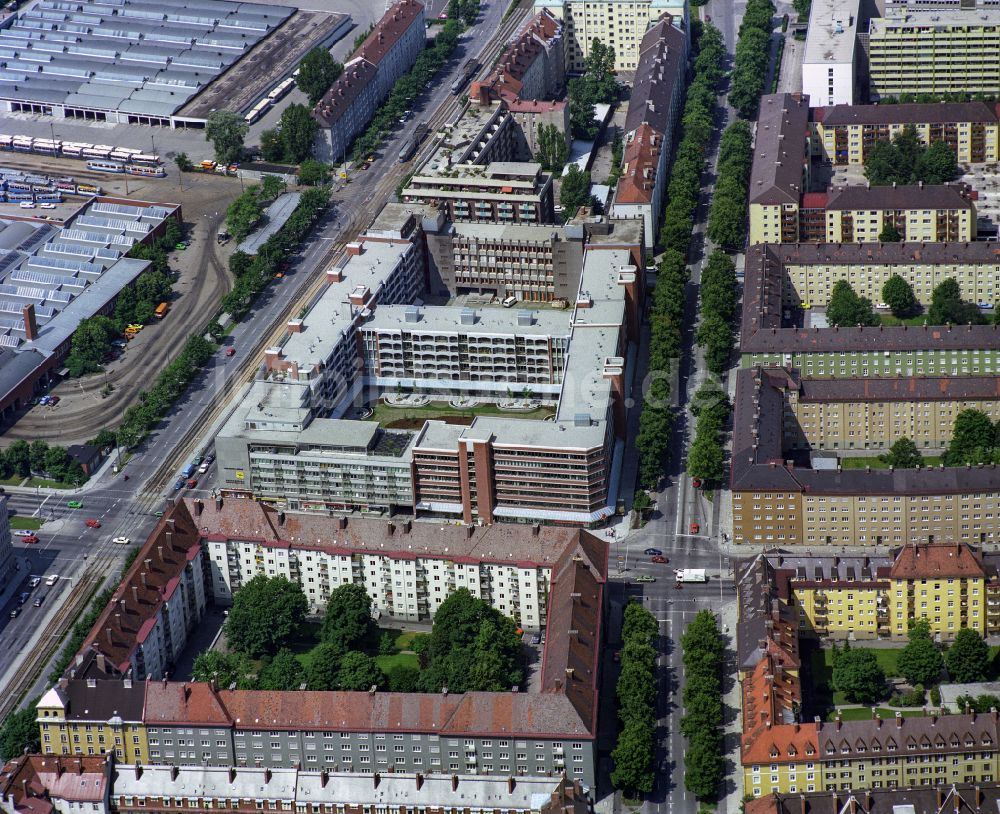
810 645 902 707
9 516 44 530
374 652 421 672
878 314 929 327
841 455 943 470
292 626 421 674
828 706 925 722
364 399 555 430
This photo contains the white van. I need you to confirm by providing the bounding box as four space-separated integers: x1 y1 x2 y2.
502 296 517 308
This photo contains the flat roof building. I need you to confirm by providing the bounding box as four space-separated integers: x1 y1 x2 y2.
801 0 858 106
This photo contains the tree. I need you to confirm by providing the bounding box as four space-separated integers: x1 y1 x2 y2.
611 717 655 794
898 619 944 686
226 192 265 242
66 315 119 377
337 652 385 691
260 174 287 203
386 664 421 692
191 650 255 689
260 129 284 163
832 645 885 704
944 409 997 466
684 730 723 799
175 153 192 172
827 280 880 327
321 583 373 649
278 103 319 164
617 662 657 723
622 602 659 645
257 648 306 691
229 251 253 277
0 702 40 762
946 628 990 683
224 575 308 658
205 110 248 166
879 221 902 242
207 321 225 340
568 77 598 140
696 313 734 375
916 140 959 184
583 38 617 104
687 432 725 484
296 48 344 106
882 274 917 316
298 159 331 186
560 165 592 217
535 123 568 174
6 440 30 478
881 437 923 469
929 277 984 325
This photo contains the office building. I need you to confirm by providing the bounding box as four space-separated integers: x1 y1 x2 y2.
868 7 1000 100
313 0 426 162
731 367 1000 546
811 101 1000 165
402 162 556 225
0 754 591 814
612 17 688 246
750 94 978 245
533 0 687 72
801 0 858 106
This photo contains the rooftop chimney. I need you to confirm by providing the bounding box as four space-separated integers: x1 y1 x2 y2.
22 304 37 341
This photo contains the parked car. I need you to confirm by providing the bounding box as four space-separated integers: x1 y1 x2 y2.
10 607 20 618
33 595 45 607
22 534 38 544
39 203 56 210
186 478 197 489
85 519 101 528
643 548 663 556
689 522 700 534
225 347 236 357
173 479 184 491
48 395 60 406
12 529 31 537
692 477 702 488
45 574 58 586
18 592 30 605
28 577 40 588
38 396 50 406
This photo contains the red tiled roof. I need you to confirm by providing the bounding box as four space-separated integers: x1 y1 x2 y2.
471 9 561 104
143 680 232 726
0 755 111 814
741 654 801 734
890 542 986 580
79 501 202 675
615 123 660 205
800 192 828 209
741 722 819 764
356 0 424 67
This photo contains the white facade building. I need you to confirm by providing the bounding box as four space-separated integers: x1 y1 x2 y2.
801 0 858 106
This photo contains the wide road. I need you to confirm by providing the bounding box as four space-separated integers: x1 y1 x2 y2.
0 0 530 716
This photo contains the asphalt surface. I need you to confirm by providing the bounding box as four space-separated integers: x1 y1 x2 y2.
0 0 529 713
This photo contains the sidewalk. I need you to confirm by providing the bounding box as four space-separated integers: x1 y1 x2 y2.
718 598 744 814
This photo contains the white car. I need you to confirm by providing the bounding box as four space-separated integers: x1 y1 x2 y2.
19 202 36 209
39 203 56 209
29 576 40 588
45 574 59 586
112 536 131 545
12 529 31 537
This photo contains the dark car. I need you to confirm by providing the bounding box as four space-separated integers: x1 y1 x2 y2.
9 607 20 618
33 595 45 607
18 592 29 605
174 479 184 491
643 548 663 556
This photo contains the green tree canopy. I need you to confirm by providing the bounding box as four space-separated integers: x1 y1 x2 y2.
296 48 343 106
882 274 917 316
305 641 345 691
298 159 331 186
224 575 308 658
879 221 902 242
832 644 886 704
916 139 960 184
205 109 248 166
684 729 723 799
321 583 373 650
928 277 985 325
827 280 880 327
191 650 256 689
881 437 924 469
944 409 998 466
898 620 944 686
611 717 655 794
66 315 119 377
946 627 990 683
257 648 306 691
535 123 568 174
560 165 593 216
0 702 41 762
279 103 319 164
337 652 386 691
386 664 421 692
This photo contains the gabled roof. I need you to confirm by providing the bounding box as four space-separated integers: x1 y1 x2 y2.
749 93 810 206
741 722 818 764
623 16 686 138
312 58 378 128
0 754 111 814
890 542 986 580
816 101 999 127
143 680 232 726
355 0 424 68
470 9 562 104
615 123 660 205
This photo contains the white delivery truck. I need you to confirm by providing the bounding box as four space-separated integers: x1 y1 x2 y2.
675 568 708 583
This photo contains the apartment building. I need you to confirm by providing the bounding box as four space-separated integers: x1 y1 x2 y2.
402 162 556 225
471 9 566 105
750 94 978 244
0 755 590 814
868 7 1000 100
312 0 425 162
778 372 1000 451
36 673 148 763
748 786 1000 814
811 101 1000 165
533 0 687 71
612 17 687 246
801 0 858 106
360 305 571 389
731 367 1000 546
37 497 607 784
740 243 1000 375
756 241 1000 314
423 219 586 302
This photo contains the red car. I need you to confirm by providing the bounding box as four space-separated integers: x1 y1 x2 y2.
651 555 668 564
225 347 236 357
85 519 101 529
692 477 702 488
689 522 700 534
48 395 60 406
22 534 39 545
186 478 198 489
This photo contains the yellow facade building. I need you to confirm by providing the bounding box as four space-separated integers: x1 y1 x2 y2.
811 101 1000 166
36 678 148 763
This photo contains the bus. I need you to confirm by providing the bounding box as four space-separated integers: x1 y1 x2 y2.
243 99 271 125
60 143 84 158
125 164 166 177
86 160 126 174
154 301 169 319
